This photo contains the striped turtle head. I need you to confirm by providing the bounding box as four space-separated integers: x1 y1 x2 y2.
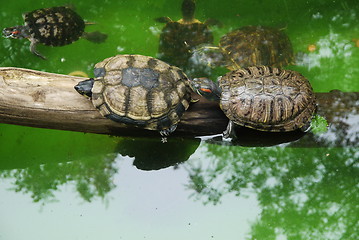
2 26 29 39
190 77 222 102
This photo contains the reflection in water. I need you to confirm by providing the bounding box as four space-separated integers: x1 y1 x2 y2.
0 154 117 203
183 145 358 239
292 90 359 148
206 127 306 147
0 134 357 238
295 25 359 92
116 137 201 170
297 31 354 70
0 137 200 203
313 91 359 147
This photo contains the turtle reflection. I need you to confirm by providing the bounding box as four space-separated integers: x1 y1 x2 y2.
116 137 200 170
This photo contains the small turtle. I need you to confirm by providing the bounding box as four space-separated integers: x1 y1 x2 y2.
2 6 107 59
191 25 294 70
191 66 317 139
75 54 194 141
155 0 219 68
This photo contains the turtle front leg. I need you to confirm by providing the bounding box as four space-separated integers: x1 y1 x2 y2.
29 40 46 60
223 120 237 140
159 124 178 143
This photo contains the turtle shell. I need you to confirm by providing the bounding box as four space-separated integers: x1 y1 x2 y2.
24 6 85 46
90 55 192 132
219 26 294 70
158 21 213 67
219 66 316 132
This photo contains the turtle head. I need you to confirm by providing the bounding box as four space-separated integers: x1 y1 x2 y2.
181 0 196 22
190 44 227 68
74 79 94 98
2 26 28 39
190 77 221 102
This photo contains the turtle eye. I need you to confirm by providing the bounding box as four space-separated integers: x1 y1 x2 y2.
200 87 212 93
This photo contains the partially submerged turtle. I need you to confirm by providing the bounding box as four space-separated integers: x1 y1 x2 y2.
191 25 294 70
2 6 107 59
191 66 317 139
155 0 219 68
74 54 194 141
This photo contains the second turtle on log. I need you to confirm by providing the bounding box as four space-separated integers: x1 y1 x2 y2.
191 66 317 139
2 6 107 59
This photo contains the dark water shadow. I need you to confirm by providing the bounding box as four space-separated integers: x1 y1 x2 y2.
116 137 201 170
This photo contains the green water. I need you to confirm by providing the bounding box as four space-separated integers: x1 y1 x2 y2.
0 0 358 239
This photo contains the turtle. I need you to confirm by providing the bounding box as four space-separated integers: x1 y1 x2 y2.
2 6 107 59
190 66 317 139
191 25 294 71
155 0 220 68
74 54 194 141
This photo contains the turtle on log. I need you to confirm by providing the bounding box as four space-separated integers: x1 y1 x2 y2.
190 66 317 139
75 54 195 142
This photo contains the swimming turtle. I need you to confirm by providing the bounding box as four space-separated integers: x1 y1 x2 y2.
2 6 107 59
155 0 219 68
191 25 294 70
191 66 316 139
74 54 194 141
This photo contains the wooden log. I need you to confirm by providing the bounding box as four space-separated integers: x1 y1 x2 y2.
0 67 226 137
0 67 358 145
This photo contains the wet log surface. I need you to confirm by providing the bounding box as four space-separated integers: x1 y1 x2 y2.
0 67 358 147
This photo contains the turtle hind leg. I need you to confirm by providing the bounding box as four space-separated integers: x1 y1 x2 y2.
82 31 108 43
29 40 46 60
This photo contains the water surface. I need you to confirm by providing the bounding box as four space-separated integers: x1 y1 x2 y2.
0 0 358 239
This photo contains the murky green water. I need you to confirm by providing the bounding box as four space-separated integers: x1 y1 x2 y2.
0 0 358 239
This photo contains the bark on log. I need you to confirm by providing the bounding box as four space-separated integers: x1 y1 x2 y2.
0 67 358 145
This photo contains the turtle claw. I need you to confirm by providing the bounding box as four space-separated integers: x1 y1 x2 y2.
159 125 178 143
